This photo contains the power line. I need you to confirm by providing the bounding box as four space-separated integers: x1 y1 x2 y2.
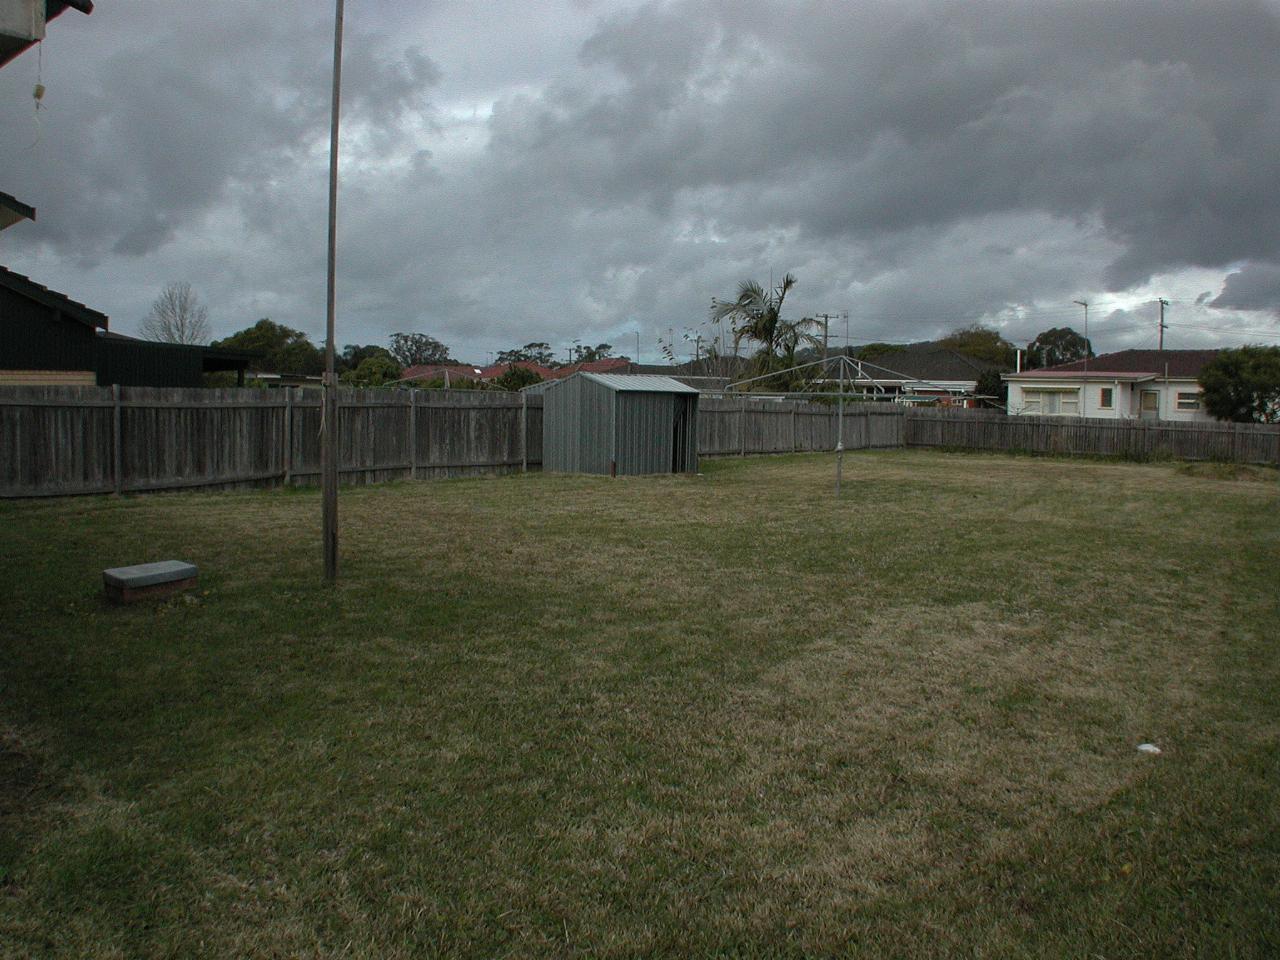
1166 321 1280 337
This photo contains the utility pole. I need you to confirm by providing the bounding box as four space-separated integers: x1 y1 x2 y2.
815 313 839 360
321 0 345 583
1157 298 1169 351
1073 300 1089 372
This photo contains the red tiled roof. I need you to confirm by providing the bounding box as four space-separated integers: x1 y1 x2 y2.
401 363 482 382
1018 349 1221 379
546 357 632 379
474 360 557 381
403 357 631 384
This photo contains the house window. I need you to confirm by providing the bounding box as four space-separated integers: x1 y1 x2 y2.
1099 387 1114 409
1023 388 1079 415
1176 392 1201 411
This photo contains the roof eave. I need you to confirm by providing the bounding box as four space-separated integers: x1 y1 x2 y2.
0 192 36 231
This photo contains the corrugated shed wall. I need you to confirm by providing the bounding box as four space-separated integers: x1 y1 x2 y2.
615 391 671 474
545 375 699 475
545 375 613 474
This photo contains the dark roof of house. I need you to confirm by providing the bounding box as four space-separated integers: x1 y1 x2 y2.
855 344 1005 383
1028 349 1220 378
0 264 109 329
0 191 36 231
98 330 257 373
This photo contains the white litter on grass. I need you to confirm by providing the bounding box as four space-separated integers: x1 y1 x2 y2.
1137 743 1162 755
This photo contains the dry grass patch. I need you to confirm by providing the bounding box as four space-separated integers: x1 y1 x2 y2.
0 450 1276 958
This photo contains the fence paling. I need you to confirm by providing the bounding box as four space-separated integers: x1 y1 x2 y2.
3 387 1276 499
902 409 1280 465
0 386 547 497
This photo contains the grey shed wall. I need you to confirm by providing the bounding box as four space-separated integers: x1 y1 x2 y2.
543 374 699 475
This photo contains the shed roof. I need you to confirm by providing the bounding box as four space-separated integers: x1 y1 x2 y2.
579 372 699 393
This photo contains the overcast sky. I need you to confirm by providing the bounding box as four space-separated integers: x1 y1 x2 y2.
2 0 1278 363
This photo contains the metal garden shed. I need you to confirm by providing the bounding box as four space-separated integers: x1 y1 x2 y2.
541 372 699 475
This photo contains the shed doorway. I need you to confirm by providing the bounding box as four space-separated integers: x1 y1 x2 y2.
671 396 694 473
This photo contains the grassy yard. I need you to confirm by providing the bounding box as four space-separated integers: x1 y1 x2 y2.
1 450 1277 958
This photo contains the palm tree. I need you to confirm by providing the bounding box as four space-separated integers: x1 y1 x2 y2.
710 273 821 385
711 273 796 358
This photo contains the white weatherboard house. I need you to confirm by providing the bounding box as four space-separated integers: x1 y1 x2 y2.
1003 350 1220 422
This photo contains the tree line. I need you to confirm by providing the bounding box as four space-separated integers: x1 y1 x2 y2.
200 316 621 389
150 279 1280 420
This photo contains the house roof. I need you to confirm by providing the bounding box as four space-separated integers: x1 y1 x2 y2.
0 191 35 231
0 1 94 69
98 330 257 373
1009 349 1220 380
49 1 96 19
474 359 557 381
400 363 484 382
0 264 109 329
545 357 633 379
852 344 1005 384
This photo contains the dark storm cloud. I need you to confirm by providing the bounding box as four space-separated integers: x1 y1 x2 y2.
1212 262 1280 314
487 0 1280 290
0 3 439 262
1 0 1277 356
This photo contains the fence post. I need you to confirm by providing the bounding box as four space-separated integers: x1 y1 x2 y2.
791 406 797 453
283 387 293 485
520 391 528 473
740 397 747 457
111 383 123 495
408 389 417 481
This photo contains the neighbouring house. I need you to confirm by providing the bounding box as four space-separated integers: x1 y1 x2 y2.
400 356 636 388
243 372 324 388
0 265 253 387
542 372 699 475
400 362 490 386
1003 349 1221 422
2 4 92 244
841 344 1007 407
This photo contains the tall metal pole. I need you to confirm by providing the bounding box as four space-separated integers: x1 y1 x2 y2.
835 357 845 497
322 0 345 582
1157 298 1169 351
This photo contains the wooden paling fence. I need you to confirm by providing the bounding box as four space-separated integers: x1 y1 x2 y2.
2 387 1276 498
905 408 1280 465
0 386 543 498
697 397 904 456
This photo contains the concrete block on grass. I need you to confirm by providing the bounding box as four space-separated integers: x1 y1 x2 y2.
103 560 199 604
